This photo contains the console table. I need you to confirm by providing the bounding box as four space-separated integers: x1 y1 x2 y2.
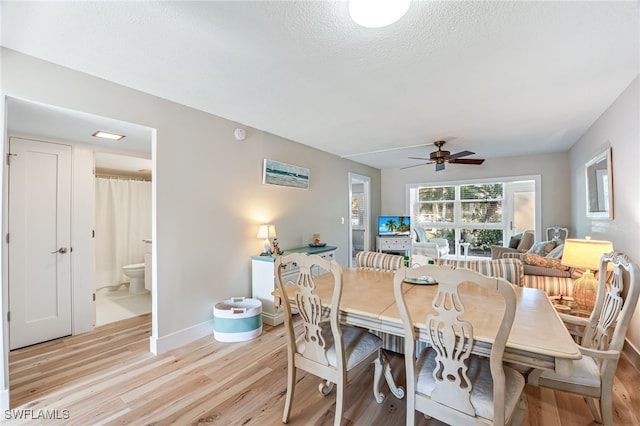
251 245 337 326
376 235 411 255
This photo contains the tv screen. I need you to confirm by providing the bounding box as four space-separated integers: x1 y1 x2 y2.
378 216 411 236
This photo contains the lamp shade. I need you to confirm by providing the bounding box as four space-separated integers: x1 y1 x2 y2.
561 238 614 269
257 225 277 239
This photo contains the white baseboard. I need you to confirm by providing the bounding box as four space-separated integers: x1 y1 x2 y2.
261 312 283 327
1 388 9 411
149 319 213 355
623 339 640 370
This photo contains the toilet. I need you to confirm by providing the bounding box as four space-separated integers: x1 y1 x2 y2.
122 263 146 294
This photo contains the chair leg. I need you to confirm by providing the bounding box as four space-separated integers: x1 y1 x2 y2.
511 395 527 426
334 383 344 426
594 392 613 426
373 351 386 403
282 366 296 423
319 380 335 395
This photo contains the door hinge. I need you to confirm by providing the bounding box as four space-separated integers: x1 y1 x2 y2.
5 233 9 244
92 230 95 238
6 153 16 166
7 311 10 322
93 293 96 302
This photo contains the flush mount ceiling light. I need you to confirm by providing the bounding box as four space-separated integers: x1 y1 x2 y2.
348 0 411 28
92 130 125 141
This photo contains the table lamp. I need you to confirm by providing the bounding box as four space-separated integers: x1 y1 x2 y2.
257 225 277 256
561 237 614 311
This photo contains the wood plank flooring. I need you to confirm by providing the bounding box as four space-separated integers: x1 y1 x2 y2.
8 314 640 425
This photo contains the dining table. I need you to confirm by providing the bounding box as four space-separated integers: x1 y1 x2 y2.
273 267 582 400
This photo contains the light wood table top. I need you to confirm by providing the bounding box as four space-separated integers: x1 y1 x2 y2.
277 268 581 375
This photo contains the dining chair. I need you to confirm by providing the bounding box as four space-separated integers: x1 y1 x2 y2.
527 252 640 426
393 265 527 425
275 253 384 426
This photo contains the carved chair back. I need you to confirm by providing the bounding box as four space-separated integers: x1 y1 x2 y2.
546 226 569 242
276 253 343 368
584 252 640 371
394 265 519 424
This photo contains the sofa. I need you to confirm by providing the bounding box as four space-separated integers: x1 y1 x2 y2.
411 227 450 259
437 257 524 287
355 251 404 272
490 229 535 259
501 252 575 297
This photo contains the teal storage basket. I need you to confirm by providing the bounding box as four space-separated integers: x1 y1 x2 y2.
213 297 262 342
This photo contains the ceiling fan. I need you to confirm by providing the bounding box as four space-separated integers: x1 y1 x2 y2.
403 140 485 172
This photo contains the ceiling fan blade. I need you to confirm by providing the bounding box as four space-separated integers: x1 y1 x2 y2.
447 150 475 160
401 162 431 170
449 158 485 165
435 162 445 172
407 156 430 161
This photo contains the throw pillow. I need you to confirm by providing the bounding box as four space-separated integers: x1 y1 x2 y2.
508 235 522 249
517 231 535 251
522 253 569 271
527 240 557 256
545 244 564 259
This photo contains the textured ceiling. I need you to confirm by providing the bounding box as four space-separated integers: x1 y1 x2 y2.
2 1 638 170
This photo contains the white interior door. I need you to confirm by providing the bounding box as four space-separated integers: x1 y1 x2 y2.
504 181 535 243
9 137 72 349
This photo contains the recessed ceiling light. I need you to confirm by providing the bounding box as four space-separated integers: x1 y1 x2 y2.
92 130 125 141
349 0 410 28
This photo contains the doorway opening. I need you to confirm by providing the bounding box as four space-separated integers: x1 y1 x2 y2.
3 97 156 407
348 173 371 267
94 152 153 326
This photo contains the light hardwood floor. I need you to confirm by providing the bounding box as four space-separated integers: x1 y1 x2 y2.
8 314 640 425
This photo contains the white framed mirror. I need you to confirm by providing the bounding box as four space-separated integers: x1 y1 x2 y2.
585 147 613 219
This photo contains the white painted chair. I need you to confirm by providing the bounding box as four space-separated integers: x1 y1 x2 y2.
393 265 526 425
410 254 432 267
275 253 384 426
528 252 640 426
412 227 450 259
546 225 569 242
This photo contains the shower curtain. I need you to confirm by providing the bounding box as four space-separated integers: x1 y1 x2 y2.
95 177 152 288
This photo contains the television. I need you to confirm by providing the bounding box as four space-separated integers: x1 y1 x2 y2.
378 215 411 236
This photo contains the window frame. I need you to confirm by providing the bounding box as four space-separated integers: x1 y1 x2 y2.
406 175 542 255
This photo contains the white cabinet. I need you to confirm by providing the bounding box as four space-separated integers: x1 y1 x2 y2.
251 246 336 326
376 236 411 255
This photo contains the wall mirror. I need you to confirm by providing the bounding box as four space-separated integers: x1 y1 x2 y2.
585 147 613 219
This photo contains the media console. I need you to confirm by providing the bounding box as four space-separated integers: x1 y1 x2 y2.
376 235 411 255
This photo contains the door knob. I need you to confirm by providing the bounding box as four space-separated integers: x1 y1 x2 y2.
50 247 68 254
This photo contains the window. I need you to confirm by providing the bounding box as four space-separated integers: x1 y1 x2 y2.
408 177 539 258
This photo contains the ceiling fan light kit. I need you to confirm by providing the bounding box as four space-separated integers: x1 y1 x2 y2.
404 140 485 172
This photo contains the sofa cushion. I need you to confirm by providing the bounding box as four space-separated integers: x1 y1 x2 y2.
516 231 535 251
527 240 557 256
522 253 569 271
437 258 524 287
545 243 564 259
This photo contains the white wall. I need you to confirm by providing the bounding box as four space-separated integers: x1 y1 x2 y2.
0 47 381 403
381 151 572 234
569 76 640 355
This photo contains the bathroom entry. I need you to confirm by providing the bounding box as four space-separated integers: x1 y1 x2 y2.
94 152 152 325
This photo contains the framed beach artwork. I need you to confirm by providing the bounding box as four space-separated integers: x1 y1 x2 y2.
262 159 310 190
